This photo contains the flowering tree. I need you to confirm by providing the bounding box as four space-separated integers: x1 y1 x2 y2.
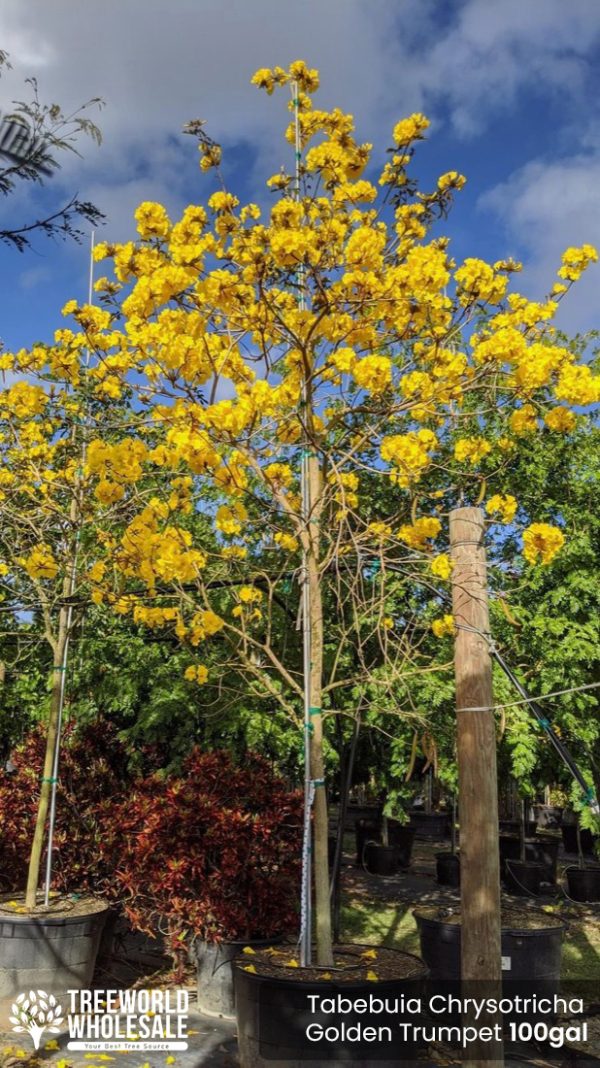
5 61 598 962
0 339 164 908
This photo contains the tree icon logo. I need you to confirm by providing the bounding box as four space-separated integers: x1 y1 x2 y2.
10 990 64 1049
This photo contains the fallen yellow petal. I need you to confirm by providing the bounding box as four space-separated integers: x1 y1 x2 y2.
361 949 378 959
366 970 379 981
242 946 256 955
244 964 257 973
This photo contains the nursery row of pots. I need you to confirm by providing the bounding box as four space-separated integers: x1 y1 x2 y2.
435 842 600 902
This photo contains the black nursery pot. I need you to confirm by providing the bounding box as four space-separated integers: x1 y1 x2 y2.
561 824 597 855
504 859 545 897
499 834 559 884
364 842 399 876
355 818 380 864
565 865 600 903
234 947 428 1068
534 805 563 830
196 936 282 1018
0 899 109 998
414 905 564 998
499 819 537 836
409 811 450 839
436 851 460 888
387 821 416 869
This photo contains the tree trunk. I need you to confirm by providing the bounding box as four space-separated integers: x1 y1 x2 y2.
25 611 68 909
306 453 333 966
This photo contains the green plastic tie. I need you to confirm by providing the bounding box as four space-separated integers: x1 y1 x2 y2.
312 778 325 787
308 707 321 716
53 665 66 672
539 717 551 729
41 776 58 784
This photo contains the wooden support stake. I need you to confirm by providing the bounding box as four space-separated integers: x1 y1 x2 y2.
450 506 503 1067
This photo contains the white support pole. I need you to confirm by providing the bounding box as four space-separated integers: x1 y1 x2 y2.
44 231 95 905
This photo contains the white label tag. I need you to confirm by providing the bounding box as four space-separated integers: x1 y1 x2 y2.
501 956 511 971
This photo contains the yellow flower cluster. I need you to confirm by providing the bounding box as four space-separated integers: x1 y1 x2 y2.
352 354 393 394
455 259 508 306
392 113 430 145
184 664 209 685
454 437 492 465
431 614 454 638
274 531 299 552
134 202 171 240
430 553 453 580
216 502 248 536
510 404 538 436
557 244 598 282
188 609 225 645
399 516 442 549
119 503 206 591
544 407 576 432
522 523 565 566
4 381 48 418
22 544 58 581
380 429 437 487
486 494 518 524
555 364 600 406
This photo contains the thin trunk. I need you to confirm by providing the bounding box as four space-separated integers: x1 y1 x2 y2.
24 611 68 909
25 460 81 909
306 453 333 966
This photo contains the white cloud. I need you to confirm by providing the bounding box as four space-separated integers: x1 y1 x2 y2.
480 150 600 330
1 1 598 196
19 265 52 290
0 0 599 325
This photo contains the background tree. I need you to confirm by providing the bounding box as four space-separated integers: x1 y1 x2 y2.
0 50 103 251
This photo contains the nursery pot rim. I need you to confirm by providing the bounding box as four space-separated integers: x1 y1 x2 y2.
195 933 284 951
413 904 564 936
233 944 428 988
0 895 110 927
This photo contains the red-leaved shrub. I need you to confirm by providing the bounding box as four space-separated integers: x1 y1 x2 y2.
99 749 303 956
0 721 136 894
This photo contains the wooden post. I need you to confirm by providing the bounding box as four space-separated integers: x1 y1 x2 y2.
450 506 503 1066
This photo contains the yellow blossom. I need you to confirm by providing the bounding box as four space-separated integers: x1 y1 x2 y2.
392 113 430 144
544 407 576 432
430 553 452 580
454 437 492 465
399 517 442 549
184 664 209 685
274 531 299 551
23 544 58 581
522 523 565 566
486 494 517 524
432 614 454 638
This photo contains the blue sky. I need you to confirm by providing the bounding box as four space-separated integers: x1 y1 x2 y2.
1 0 599 351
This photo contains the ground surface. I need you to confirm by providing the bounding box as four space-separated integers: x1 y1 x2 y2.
0 833 597 1066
